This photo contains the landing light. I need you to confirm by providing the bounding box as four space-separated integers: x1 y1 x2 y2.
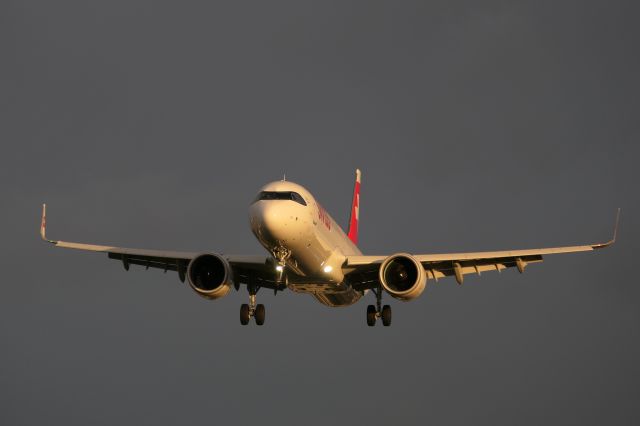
275 265 284 272
323 265 333 273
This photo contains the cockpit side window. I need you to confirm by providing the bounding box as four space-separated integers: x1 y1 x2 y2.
252 191 307 206
289 192 307 206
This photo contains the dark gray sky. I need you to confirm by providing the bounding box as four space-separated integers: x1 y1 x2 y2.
1 1 639 425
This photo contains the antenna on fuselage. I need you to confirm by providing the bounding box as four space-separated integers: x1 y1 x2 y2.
282 173 286 181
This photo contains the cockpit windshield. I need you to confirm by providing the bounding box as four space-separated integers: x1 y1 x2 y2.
252 191 307 206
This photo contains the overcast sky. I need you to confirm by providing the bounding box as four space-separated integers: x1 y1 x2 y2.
1 1 639 425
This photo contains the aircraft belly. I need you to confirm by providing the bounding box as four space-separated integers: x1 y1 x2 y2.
311 288 362 307
286 277 362 307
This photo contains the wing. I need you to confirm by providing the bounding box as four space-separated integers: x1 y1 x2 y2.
345 209 620 288
40 204 277 288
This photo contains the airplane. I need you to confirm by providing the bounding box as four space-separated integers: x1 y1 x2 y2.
40 169 620 326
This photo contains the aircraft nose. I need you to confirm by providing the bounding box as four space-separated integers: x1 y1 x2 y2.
253 201 288 241
261 202 282 230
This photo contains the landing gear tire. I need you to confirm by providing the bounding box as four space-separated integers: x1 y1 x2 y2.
366 305 377 327
240 304 250 325
381 305 392 327
255 304 266 325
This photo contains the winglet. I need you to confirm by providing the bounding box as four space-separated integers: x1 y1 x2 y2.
40 203 55 243
592 208 621 249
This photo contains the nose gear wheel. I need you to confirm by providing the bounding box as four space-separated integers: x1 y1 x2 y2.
272 245 291 284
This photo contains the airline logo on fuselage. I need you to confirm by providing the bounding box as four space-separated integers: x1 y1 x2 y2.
317 203 331 230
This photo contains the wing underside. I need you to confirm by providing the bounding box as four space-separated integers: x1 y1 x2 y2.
345 209 619 289
40 204 277 288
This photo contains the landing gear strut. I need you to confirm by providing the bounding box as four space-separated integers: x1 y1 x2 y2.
272 246 291 284
367 284 391 327
240 285 265 326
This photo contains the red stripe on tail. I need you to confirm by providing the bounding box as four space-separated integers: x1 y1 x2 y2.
347 169 361 245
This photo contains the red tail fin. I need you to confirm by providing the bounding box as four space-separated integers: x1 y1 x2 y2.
347 169 361 245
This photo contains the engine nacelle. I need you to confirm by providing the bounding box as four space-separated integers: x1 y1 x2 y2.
379 253 426 301
187 253 233 300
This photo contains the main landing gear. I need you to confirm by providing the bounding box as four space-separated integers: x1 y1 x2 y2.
240 285 265 326
367 285 391 327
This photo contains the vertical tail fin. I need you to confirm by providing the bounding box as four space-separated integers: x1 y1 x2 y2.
347 169 361 245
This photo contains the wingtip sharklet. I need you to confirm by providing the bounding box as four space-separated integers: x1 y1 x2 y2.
612 207 621 242
592 208 620 249
40 203 55 244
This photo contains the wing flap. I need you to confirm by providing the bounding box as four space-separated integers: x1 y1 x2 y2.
416 245 595 262
423 255 543 281
53 240 198 260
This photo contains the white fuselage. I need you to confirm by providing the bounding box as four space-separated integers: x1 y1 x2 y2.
249 180 363 307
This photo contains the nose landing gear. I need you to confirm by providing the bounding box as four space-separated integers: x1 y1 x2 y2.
366 284 392 327
240 285 265 326
272 245 291 284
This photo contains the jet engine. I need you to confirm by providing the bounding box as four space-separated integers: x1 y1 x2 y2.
187 253 233 300
379 253 426 301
